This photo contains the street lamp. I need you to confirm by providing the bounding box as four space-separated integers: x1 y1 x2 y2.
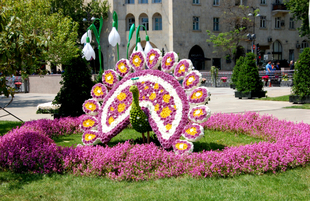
247 8 260 53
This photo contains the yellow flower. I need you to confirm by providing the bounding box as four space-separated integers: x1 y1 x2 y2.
83 119 95 128
143 96 145 99
154 83 159 89
174 105 177 110
85 102 96 111
160 107 172 118
110 106 114 111
154 104 160 111
117 92 127 101
133 55 142 67
105 72 114 85
93 86 103 96
149 93 156 100
118 103 126 113
191 90 203 100
193 109 203 117
160 89 164 93
85 134 96 141
163 94 170 103
176 143 188 150
141 81 145 84
186 76 195 86
165 57 172 66
149 53 156 64
178 64 185 74
108 117 114 125
186 127 197 136
118 62 127 73
166 124 172 130
144 86 149 90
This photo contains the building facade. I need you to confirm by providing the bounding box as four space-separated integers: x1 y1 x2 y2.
95 0 308 71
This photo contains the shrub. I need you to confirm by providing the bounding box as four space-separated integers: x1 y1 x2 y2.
236 53 263 93
292 47 310 97
231 56 244 85
53 54 94 117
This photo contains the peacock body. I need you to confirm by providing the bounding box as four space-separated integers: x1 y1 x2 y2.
81 49 211 154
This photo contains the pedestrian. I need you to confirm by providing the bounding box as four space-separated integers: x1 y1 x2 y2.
266 60 272 75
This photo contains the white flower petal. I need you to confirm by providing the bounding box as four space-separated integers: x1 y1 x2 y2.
81 30 92 44
144 41 153 55
108 27 121 47
82 43 96 61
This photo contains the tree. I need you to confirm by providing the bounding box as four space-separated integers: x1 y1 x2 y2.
292 47 310 97
0 0 79 97
285 0 309 38
206 1 257 60
231 56 244 85
236 53 263 93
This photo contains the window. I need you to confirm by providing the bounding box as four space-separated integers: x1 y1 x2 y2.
213 0 219 6
235 0 246 6
289 49 294 62
126 17 135 31
289 18 295 29
275 0 281 3
152 0 161 2
139 0 148 3
212 58 221 70
273 40 282 60
193 16 199 30
301 40 309 49
153 13 162 30
140 17 149 30
275 17 281 28
193 0 200 4
213 17 219 31
126 0 134 4
260 0 266 4
260 16 266 28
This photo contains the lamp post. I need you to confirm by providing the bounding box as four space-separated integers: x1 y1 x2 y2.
247 8 260 65
83 16 104 75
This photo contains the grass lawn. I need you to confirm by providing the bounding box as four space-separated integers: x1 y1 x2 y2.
285 104 310 110
0 121 23 136
256 95 290 102
1 122 310 200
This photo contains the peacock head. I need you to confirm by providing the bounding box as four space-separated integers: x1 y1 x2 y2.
129 85 139 94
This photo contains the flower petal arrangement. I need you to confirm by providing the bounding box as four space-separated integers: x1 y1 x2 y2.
174 59 193 80
188 105 211 123
182 70 202 91
188 87 211 106
146 48 162 70
82 130 100 145
91 83 107 101
161 51 178 73
182 123 204 142
172 140 194 155
80 115 98 131
115 59 132 77
129 51 146 71
82 99 100 116
102 69 119 89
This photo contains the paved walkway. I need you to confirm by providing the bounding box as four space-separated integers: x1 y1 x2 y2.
1 87 309 124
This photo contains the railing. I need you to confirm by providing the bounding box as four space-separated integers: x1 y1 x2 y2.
272 3 287 11
200 70 294 87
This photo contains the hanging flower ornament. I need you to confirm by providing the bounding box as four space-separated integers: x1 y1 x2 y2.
102 69 119 89
188 105 211 123
115 59 132 77
91 83 107 101
188 87 211 105
182 123 204 142
82 99 100 116
81 30 92 44
129 51 146 71
182 70 202 91
108 11 120 60
146 48 162 70
174 59 193 80
172 140 194 155
80 115 98 131
144 35 153 55
82 36 96 61
161 52 178 73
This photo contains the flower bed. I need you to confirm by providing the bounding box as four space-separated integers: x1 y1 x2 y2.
1 112 310 181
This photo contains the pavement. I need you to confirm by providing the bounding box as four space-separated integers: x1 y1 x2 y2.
1 87 309 124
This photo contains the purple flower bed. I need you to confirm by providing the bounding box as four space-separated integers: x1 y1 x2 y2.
1 113 310 181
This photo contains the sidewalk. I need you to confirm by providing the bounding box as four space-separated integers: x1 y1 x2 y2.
1 87 309 124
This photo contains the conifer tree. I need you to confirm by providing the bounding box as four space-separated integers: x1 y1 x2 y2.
292 47 310 97
236 52 263 93
53 54 94 117
231 56 244 85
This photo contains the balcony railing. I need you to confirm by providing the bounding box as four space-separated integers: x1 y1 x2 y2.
272 3 287 11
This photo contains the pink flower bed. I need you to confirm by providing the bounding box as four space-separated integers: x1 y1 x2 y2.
1 113 310 181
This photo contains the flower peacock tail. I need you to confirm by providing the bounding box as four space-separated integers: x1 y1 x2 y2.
80 49 211 154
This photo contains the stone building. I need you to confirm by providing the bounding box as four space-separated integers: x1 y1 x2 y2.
90 0 308 71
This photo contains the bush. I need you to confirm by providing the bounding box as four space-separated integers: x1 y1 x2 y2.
53 54 94 117
231 56 244 85
292 47 310 97
236 53 263 93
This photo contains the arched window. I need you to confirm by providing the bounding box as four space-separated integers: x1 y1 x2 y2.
301 40 309 49
126 14 135 31
188 45 206 70
272 40 282 60
139 13 149 30
152 13 162 30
